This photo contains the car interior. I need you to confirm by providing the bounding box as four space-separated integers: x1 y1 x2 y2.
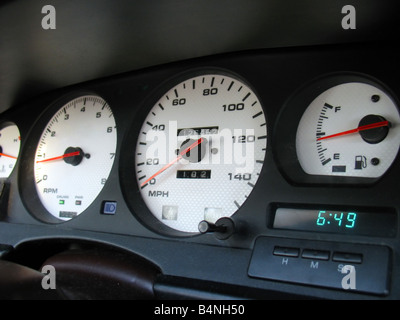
0 0 399 300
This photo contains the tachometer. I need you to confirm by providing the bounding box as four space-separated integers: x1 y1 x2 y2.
32 95 117 221
131 72 267 234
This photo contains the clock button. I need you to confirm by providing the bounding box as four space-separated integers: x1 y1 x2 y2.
301 249 330 261
332 252 363 264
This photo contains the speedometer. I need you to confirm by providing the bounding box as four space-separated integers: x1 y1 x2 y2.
131 71 267 234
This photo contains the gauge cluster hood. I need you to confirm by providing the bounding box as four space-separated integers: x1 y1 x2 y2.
0 0 397 114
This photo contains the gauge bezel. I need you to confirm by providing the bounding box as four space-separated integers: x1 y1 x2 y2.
119 67 267 237
18 91 117 224
274 72 400 186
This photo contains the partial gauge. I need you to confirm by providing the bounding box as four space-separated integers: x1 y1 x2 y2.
0 123 21 178
22 94 117 222
296 82 400 178
125 71 267 235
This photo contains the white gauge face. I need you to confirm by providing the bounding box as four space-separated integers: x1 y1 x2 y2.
0 124 21 178
296 82 400 178
135 73 267 233
34 95 117 221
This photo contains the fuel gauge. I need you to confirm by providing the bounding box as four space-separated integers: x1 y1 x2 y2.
0 123 21 178
296 82 400 178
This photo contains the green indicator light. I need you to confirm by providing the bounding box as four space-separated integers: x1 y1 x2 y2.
59 200 65 205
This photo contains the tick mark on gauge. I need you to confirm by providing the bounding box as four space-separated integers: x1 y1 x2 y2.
234 200 240 208
251 101 258 106
322 158 331 166
210 77 215 87
247 182 255 188
158 103 164 111
324 103 334 109
174 89 178 98
242 92 251 102
257 135 267 140
227 81 234 91
146 121 153 127
253 111 263 119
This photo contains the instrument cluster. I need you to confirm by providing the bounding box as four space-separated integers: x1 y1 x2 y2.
1 45 399 245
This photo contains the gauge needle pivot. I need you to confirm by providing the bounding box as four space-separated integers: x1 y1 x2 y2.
36 150 81 163
141 137 204 187
317 120 389 141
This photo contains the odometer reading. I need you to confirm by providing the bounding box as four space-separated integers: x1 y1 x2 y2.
34 95 117 221
135 73 267 233
176 170 211 179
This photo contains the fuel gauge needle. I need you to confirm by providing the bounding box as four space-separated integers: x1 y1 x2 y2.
317 120 389 141
0 153 17 160
141 137 204 187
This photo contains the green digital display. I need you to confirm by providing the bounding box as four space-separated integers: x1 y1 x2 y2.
273 207 396 237
315 210 356 228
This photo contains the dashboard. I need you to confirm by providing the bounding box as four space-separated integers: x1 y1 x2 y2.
0 0 399 300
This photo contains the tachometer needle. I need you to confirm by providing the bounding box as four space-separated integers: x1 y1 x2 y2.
141 137 204 187
36 151 81 163
0 153 17 160
317 120 389 141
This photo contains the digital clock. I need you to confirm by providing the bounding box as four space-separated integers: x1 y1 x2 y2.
273 207 396 237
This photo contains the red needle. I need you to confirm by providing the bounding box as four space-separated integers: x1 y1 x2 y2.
141 137 204 187
0 153 17 160
317 120 389 141
36 151 80 163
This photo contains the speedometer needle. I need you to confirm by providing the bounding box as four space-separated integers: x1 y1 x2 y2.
141 137 204 187
317 120 389 141
36 151 81 163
